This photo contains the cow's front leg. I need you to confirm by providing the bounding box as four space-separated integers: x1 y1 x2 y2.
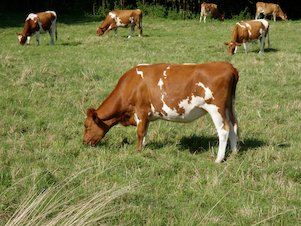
107 24 118 34
36 31 40 46
135 114 149 151
128 25 135 38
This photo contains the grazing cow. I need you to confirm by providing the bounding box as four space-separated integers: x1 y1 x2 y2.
17 11 57 45
83 62 239 163
200 3 224 23
96 9 143 38
255 2 287 21
225 19 270 55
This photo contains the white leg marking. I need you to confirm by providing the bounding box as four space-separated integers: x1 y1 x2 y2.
202 104 228 163
243 42 247 53
226 109 238 153
259 32 265 53
26 36 31 45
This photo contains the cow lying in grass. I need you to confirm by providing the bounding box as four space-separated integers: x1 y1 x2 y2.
17 11 57 45
96 9 143 38
225 19 270 55
83 62 239 163
200 3 224 23
255 2 287 21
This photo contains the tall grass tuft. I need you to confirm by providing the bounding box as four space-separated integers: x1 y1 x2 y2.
4 167 134 226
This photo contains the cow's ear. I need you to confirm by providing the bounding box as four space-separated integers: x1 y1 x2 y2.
86 108 96 117
224 42 229 46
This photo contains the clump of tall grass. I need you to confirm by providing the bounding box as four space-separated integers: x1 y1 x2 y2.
4 167 135 226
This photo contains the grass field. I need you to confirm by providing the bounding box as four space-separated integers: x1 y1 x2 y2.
0 13 301 225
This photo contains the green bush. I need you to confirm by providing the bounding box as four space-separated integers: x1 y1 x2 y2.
232 7 253 20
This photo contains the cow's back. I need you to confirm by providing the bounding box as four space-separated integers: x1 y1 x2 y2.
116 63 236 112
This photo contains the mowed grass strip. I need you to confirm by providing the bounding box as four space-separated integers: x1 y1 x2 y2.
0 15 300 225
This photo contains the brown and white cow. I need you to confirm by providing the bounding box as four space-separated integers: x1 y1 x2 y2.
225 19 270 55
255 2 287 21
17 11 57 45
83 62 239 163
200 3 224 23
96 9 142 38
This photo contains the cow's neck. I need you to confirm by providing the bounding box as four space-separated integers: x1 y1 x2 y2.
95 90 123 128
232 26 239 42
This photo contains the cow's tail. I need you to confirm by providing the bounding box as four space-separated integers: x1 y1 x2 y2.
231 65 239 105
229 65 239 130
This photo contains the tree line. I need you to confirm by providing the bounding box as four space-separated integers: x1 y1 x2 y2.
0 0 299 19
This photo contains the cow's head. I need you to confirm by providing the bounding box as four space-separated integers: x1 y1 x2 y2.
224 41 241 55
16 33 27 45
280 12 288 21
83 108 109 146
96 27 105 36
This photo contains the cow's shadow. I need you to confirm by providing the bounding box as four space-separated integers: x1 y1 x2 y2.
176 135 267 155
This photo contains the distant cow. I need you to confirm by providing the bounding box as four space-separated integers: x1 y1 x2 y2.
83 62 239 163
225 19 270 55
17 11 57 45
96 9 143 38
200 3 224 23
255 2 287 21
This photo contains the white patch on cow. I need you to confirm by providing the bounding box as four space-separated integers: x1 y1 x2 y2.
245 23 252 36
18 35 22 42
258 19 269 30
196 82 214 100
163 66 170 79
178 95 207 121
150 104 161 119
161 97 180 119
115 16 126 27
158 78 164 90
109 12 116 19
26 13 37 21
259 28 263 34
129 16 134 23
136 68 144 78
134 113 141 126
46 11 56 17
236 22 245 28
137 63 149 66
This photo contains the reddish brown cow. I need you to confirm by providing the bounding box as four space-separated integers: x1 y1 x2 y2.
200 3 224 23
96 9 142 38
83 62 239 163
17 11 57 45
255 2 287 21
225 19 270 55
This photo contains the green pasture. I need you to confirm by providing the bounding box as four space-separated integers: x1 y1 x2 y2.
0 14 300 225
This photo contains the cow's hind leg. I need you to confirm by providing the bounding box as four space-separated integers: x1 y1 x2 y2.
259 31 266 53
204 105 229 163
226 108 238 153
49 28 55 45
